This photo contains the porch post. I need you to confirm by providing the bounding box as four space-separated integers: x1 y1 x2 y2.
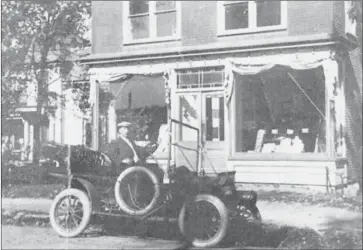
23 119 29 161
108 100 117 142
224 62 235 170
323 57 339 157
28 124 34 162
91 79 100 150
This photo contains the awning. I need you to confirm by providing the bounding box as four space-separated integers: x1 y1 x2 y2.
89 65 171 108
108 74 166 110
224 54 338 105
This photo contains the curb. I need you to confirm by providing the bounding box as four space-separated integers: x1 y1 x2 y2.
2 210 50 227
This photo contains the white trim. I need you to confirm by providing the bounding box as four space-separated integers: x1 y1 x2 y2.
123 1 181 45
217 1 287 36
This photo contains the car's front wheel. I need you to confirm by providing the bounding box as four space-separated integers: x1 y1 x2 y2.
49 188 92 237
178 194 229 248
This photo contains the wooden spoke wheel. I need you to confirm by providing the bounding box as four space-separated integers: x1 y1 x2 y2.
178 194 229 248
115 166 160 216
49 188 92 237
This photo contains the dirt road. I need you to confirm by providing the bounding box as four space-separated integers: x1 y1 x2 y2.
1 225 183 249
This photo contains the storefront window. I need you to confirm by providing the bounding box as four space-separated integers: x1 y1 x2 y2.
235 66 326 154
109 75 167 143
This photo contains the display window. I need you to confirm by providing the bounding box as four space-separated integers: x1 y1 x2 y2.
234 66 326 154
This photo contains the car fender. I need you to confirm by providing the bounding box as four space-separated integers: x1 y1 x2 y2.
71 177 101 212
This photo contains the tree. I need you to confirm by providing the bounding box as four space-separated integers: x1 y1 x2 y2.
1 1 91 162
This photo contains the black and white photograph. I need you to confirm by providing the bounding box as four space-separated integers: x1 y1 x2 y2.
1 1 362 249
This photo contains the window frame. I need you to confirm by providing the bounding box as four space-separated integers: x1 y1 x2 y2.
217 1 287 36
230 67 332 160
123 1 181 44
175 67 225 92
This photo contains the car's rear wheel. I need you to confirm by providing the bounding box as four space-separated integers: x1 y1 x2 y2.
115 166 160 216
178 194 229 248
49 188 92 237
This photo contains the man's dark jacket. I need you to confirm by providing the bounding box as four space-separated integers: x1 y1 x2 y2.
102 137 149 167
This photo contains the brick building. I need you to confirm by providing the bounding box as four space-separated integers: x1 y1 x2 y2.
80 1 362 190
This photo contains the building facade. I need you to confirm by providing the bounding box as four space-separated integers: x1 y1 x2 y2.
81 1 362 190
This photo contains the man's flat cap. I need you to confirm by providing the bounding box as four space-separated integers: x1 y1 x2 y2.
117 121 132 128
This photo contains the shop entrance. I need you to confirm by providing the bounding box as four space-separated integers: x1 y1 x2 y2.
174 67 226 173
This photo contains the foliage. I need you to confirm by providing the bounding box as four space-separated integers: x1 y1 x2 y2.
2 183 65 199
1 1 91 109
1 162 62 186
1 1 91 161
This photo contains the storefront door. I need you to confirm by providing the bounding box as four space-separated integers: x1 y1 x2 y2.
176 91 226 173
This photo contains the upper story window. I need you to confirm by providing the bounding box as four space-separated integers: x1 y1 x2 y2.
218 1 287 36
123 1 180 44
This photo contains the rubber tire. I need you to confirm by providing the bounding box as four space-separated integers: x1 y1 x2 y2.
49 188 92 238
178 194 229 248
251 205 262 222
115 166 160 216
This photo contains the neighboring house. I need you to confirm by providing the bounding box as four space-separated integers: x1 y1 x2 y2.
80 1 362 191
3 50 91 163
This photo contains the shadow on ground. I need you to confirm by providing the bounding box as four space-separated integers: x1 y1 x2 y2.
3 212 362 249
321 217 363 231
91 216 337 249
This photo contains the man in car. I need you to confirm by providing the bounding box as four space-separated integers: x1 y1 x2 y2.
104 121 149 168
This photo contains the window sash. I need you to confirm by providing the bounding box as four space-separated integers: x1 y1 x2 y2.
219 1 286 34
176 69 225 90
124 1 179 42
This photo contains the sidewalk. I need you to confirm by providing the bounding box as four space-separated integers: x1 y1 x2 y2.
2 198 51 214
2 198 362 233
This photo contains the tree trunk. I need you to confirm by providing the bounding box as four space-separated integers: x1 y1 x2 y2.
32 44 49 164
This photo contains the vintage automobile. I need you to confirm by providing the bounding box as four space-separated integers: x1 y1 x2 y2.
42 122 261 248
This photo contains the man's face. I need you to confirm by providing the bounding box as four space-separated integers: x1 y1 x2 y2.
118 127 130 138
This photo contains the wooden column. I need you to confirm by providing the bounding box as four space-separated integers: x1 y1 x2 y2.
108 100 117 142
92 80 100 150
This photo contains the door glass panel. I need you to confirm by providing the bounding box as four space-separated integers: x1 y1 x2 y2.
205 95 224 141
179 95 200 141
